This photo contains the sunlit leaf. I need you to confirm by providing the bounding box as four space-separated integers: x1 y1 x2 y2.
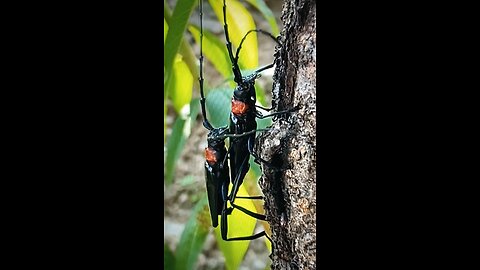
265 233 271 252
208 0 258 70
178 41 200 90
164 17 169 143
243 165 271 252
164 0 195 109
169 55 193 114
175 195 210 270
164 18 169 44
214 184 258 270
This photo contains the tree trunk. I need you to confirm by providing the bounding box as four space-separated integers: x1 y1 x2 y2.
256 0 316 269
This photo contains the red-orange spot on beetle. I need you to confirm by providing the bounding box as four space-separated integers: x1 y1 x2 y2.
205 147 217 164
231 100 249 115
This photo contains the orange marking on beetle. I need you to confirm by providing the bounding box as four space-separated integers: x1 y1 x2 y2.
231 100 249 115
205 147 217 164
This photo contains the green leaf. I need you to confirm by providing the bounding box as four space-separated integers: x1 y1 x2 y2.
208 0 258 70
245 0 280 36
165 116 188 185
164 0 197 76
164 243 176 270
189 25 233 83
205 88 232 127
165 96 199 185
164 0 194 106
165 0 199 90
214 184 257 270
164 17 169 44
164 0 173 22
164 77 168 143
164 17 169 143
168 55 193 114
175 195 210 270
178 42 200 90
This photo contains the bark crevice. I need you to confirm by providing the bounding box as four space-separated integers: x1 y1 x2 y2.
255 0 316 269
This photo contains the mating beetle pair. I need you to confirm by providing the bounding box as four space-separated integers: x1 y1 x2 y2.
198 0 293 242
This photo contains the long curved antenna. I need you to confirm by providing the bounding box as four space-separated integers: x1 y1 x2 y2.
199 0 213 130
223 0 243 85
235 29 280 65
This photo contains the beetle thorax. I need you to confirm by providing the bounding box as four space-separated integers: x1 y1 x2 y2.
205 147 218 165
231 99 249 115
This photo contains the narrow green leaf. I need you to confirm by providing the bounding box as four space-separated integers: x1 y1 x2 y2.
164 104 167 143
164 0 197 76
164 243 176 270
165 96 199 184
208 0 258 70
205 88 232 127
214 184 257 270
163 0 197 103
175 195 210 270
165 0 199 89
164 17 169 144
165 117 187 185
245 0 280 36
164 73 168 143
179 41 200 90
168 55 193 114
164 18 169 44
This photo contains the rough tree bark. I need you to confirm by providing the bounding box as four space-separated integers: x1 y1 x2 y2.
256 0 316 269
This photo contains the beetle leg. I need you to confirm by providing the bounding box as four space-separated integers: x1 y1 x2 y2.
220 205 270 242
230 202 266 220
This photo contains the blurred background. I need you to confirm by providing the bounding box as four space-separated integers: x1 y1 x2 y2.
164 0 283 269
